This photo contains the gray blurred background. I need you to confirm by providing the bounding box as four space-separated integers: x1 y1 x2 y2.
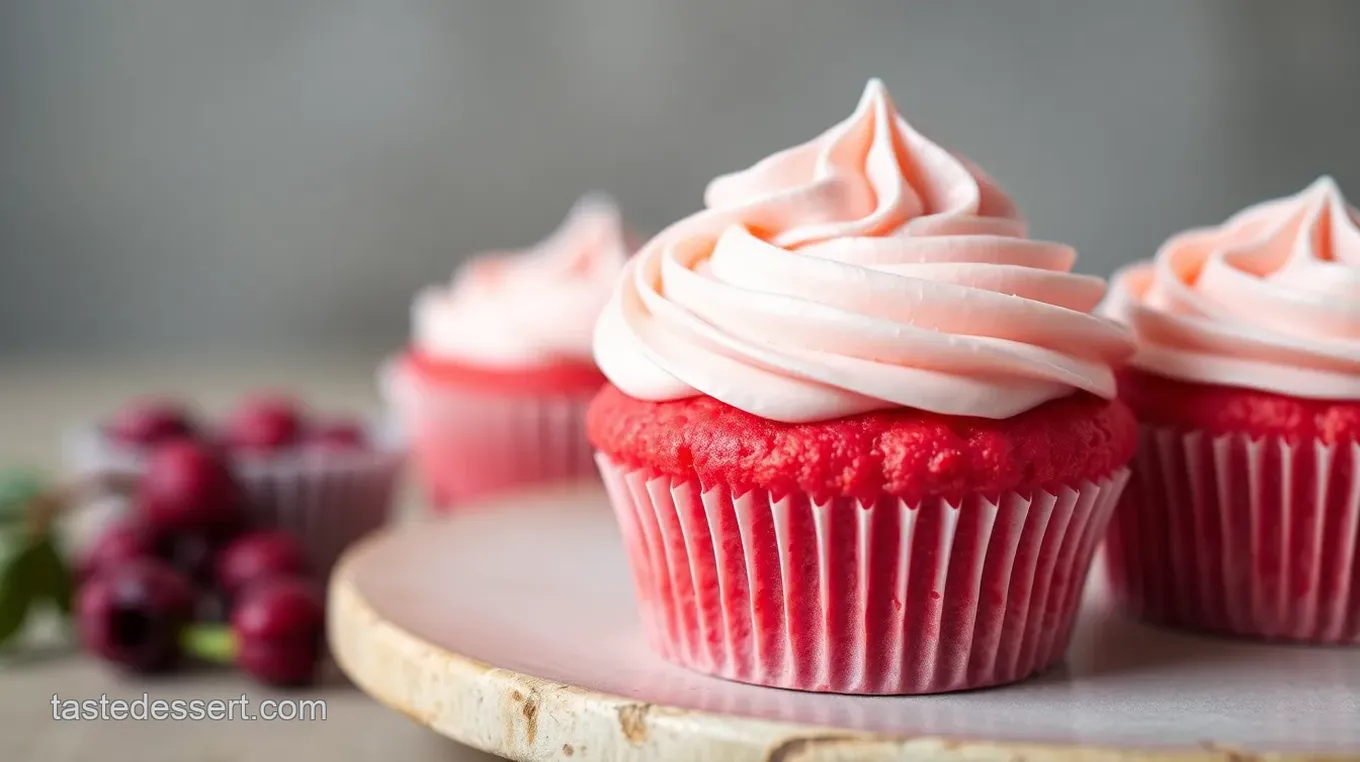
2 0 1357 357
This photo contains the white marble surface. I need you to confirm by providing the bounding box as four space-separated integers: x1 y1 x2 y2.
0 350 499 762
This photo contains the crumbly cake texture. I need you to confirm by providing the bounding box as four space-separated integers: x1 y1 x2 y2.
587 384 1137 504
1118 369 1360 444
404 351 606 397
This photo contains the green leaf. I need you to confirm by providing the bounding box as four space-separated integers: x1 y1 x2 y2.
181 623 238 665
27 536 73 616
0 470 45 527
0 542 42 646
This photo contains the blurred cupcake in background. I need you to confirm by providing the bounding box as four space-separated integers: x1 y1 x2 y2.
66 393 405 577
1101 176 1360 644
384 194 634 511
589 80 1137 694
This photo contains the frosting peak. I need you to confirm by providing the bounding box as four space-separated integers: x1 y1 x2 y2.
1105 176 1360 399
701 78 1026 248
414 194 632 367
594 80 1134 423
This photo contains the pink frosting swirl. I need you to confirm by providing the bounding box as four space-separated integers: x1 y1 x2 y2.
593 80 1134 423
414 194 632 367
1105 176 1360 399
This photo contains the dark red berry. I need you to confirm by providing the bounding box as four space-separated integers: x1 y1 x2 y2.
303 419 368 452
221 394 305 454
231 577 325 686
136 441 244 535
106 398 197 448
78 519 156 582
147 524 243 623
151 528 233 590
216 531 309 600
77 558 195 673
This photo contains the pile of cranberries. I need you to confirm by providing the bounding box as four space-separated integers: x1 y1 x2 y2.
75 394 365 686
104 394 370 457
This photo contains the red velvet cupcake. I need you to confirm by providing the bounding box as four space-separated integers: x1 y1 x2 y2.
1102 176 1360 644
384 194 633 511
587 80 1137 694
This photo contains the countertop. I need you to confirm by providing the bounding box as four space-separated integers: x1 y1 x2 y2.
0 349 499 762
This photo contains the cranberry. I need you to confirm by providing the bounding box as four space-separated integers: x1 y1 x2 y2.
136 441 244 535
231 577 325 686
148 528 243 624
303 419 368 451
216 531 309 600
78 519 156 582
221 394 305 454
77 558 195 673
151 528 234 590
106 398 197 448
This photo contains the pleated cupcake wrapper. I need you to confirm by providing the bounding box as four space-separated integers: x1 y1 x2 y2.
230 449 404 577
597 454 1130 695
63 421 405 579
381 359 596 511
1102 427 1360 644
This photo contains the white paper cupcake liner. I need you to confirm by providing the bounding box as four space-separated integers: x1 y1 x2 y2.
1102 427 1360 644
381 358 596 511
62 417 406 578
597 453 1130 694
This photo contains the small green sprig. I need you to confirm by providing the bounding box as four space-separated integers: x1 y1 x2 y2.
0 470 131 648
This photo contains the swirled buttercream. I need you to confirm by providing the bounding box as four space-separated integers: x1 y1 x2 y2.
1104 176 1360 400
414 194 632 367
593 79 1133 423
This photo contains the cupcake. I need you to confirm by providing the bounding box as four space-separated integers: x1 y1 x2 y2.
385 194 633 510
1101 176 1360 644
588 79 1137 694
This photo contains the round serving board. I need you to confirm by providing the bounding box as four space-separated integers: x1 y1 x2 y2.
328 480 1360 762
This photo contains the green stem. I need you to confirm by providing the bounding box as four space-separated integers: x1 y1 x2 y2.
181 623 238 665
